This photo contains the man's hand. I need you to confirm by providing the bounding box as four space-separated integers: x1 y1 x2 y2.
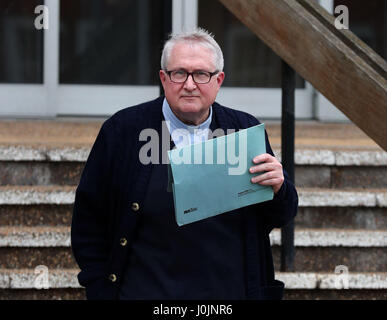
249 153 284 194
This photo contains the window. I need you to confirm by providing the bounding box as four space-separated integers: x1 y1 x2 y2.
0 0 43 83
60 0 165 85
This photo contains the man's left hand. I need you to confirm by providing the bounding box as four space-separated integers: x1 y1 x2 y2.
249 153 284 194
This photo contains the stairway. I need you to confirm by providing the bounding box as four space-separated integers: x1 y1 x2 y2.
0 119 386 300
266 122 387 299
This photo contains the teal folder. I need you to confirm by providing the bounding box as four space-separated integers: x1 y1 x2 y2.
167 123 274 226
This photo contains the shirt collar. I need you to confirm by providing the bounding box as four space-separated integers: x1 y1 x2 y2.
162 98 212 134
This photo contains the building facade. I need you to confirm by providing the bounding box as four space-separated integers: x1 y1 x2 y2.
0 0 385 119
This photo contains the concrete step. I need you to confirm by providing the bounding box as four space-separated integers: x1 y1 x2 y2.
296 207 387 230
0 269 384 290
269 228 387 247
0 145 90 162
0 186 386 231
1 161 387 189
0 226 70 247
1 204 386 230
0 269 385 300
271 246 386 272
0 247 77 269
0 226 385 272
294 165 387 189
1 287 385 300
277 272 387 290
0 186 74 205
0 288 86 300
1 145 386 188
1 186 386 207
1 245 385 273
298 188 387 207
2 143 386 165
283 289 387 300
0 204 73 227
0 268 80 289
0 161 84 186
2 226 385 248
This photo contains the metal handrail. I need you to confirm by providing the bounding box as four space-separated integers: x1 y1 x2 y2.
280 61 296 272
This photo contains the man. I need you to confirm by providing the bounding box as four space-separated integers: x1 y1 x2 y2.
71 28 298 300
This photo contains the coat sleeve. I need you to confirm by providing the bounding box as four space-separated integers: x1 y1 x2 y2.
244 114 298 233
258 130 299 233
71 120 117 291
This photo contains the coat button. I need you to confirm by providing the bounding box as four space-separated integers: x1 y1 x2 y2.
131 202 140 212
119 238 128 247
108 274 117 282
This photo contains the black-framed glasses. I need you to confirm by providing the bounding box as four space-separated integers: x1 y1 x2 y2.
165 69 219 84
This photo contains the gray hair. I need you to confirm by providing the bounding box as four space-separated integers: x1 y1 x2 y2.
160 28 224 72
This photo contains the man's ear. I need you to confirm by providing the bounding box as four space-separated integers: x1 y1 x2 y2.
216 71 225 87
159 70 168 92
159 70 167 83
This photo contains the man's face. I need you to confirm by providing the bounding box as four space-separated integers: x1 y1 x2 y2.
159 42 225 125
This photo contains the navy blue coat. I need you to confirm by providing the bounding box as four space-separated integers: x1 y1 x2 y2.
71 96 298 300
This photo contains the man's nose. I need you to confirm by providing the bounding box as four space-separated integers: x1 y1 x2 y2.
183 74 197 90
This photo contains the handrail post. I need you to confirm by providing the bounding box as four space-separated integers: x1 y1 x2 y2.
280 60 296 272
